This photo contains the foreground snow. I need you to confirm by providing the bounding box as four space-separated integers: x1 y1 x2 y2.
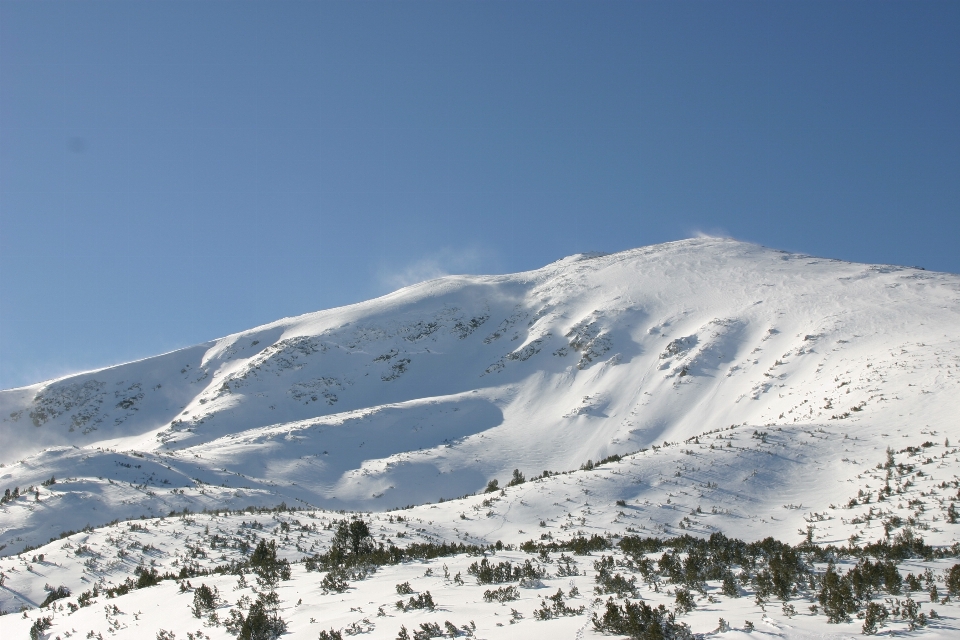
1 505 958 639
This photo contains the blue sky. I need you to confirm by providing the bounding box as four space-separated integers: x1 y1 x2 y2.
1 0 958 390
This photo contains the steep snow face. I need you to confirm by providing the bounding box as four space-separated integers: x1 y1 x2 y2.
1 238 959 554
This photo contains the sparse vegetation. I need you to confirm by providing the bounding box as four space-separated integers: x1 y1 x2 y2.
593 597 691 639
533 588 584 620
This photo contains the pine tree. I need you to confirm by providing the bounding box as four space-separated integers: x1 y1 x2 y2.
507 469 525 487
818 564 856 623
862 602 888 635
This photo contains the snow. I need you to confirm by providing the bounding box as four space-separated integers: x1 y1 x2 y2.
1 237 959 638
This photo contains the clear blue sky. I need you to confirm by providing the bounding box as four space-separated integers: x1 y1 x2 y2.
1 0 958 390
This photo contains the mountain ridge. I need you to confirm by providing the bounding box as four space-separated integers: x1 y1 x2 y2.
1 237 958 556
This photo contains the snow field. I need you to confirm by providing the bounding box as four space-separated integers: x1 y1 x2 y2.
1 238 959 638
3 516 960 639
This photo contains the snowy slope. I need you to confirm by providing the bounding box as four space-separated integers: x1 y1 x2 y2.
3 237 960 640
2 238 959 556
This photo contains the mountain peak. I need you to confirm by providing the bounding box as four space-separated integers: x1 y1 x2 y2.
1 239 958 556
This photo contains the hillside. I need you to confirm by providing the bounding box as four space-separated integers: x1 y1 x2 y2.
1 238 959 639
2 238 960 551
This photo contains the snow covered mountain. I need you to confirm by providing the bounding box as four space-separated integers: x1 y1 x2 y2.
2 237 959 556
3 237 960 640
